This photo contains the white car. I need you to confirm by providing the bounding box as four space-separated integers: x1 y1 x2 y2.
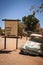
20 34 43 56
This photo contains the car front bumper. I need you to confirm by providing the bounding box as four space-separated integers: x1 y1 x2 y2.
20 48 43 56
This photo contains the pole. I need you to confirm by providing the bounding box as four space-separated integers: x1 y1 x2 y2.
16 37 18 49
4 36 6 49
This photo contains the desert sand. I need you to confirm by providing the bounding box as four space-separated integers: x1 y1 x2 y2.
0 36 43 65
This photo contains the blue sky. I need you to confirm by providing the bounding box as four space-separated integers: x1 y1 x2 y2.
0 0 43 29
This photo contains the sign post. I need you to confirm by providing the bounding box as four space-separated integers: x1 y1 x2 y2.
16 37 18 49
4 36 6 49
2 19 21 49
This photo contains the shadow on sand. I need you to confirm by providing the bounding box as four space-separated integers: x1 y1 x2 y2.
19 52 43 57
0 49 16 54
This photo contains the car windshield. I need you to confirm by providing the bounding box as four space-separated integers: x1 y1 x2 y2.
30 36 43 43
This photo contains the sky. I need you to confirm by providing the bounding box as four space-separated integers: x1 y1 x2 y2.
0 0 43 29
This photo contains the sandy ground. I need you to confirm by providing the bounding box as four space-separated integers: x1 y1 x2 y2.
0 36 43 65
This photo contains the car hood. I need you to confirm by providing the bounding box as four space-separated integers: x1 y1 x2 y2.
22 40 41 51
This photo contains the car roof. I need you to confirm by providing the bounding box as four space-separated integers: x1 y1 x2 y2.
30 34 42 37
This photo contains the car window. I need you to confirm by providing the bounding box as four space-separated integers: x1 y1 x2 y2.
30 36 43 43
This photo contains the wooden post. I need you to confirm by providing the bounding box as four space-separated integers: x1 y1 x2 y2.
16 37 18 49
26 36 27 40
4 36 6 49
26 34 28 40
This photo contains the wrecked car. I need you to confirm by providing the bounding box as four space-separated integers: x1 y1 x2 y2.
20 34 43 56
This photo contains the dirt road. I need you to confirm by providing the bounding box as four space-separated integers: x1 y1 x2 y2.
0 36 43 65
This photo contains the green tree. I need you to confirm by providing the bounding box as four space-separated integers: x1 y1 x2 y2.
0 27 2 35
22 13 39 32
30 0 43 13
18 22 24 37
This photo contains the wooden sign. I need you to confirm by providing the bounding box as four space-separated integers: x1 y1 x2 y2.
2 19 21 37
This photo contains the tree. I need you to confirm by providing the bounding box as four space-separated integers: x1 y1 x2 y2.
22 13 39 32
0 27 2 35
18 22 24 37
30 0 43 13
